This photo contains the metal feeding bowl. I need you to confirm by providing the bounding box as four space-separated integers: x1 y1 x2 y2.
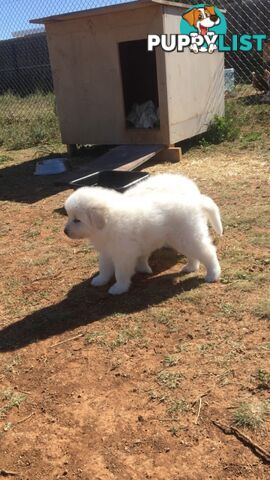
34 158 69 175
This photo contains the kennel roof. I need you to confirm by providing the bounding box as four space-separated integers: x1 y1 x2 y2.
30 0 193 24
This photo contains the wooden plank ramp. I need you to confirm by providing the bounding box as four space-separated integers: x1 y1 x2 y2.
81 144 165 172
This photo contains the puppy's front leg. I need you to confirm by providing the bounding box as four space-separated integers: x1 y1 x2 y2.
91 253 114 287
108 256 136 295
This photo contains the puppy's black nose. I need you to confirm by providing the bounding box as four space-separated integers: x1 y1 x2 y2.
64 226 68 236
211 14 218 21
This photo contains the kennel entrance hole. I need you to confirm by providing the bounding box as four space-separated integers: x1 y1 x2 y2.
118 39 159 128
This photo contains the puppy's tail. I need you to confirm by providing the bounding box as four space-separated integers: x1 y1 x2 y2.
201 195 223 236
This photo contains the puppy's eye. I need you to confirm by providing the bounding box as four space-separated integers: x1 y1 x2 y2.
73 218 81 223
198 14 203 19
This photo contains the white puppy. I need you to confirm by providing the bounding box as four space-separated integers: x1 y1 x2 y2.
64 179 222 295
125 173 201 198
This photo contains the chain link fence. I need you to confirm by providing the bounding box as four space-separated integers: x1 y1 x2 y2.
0 0 269 150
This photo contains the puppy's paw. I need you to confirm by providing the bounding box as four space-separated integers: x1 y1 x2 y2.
190 44 199 54
91 274 110 287
208 44 217 54
205 272 220 283
108 282 130 295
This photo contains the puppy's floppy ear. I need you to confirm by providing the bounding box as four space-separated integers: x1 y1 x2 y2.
88 206 108 230
182 9 195 26
205 6 216 16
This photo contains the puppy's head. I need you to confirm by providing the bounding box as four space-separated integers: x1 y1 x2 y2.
183 6 220 34
64 187 110 240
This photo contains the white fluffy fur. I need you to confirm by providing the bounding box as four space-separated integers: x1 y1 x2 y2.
64 173 222 295
126 173 201 198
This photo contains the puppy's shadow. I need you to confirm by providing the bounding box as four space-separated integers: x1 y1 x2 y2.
0 269 203 352
141 248 182 276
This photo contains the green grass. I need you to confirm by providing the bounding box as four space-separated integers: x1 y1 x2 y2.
0 390 26 419
253 299 270 320
232 401 269 430
151 310 173 325
201 105 241 145
0 154 13 163
84 331 105 345
3 355 21 374
167 398 189 417
240 132 262 143
157 371 183 390
255 369 270 390
0 91 60 150
186 90 270 153
110 325 143 349
163 355 178 367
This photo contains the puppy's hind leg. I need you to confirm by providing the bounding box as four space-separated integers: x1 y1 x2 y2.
181 257 200 274
91 254 114 287
136 256 153 274
195 242 221 283
109 256 137 295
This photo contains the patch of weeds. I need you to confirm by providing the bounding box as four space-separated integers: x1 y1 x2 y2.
255 369 270 390
0 154 12 164
258 343 270 352
167 398 189 418
163 355 178 367
250 233 269 248
0 92 60 149
220 275 233 285
234 272 249 280
225 217 254 232
241 132 262 143
3 355 21 374
201 106 240 145
225 280 253 293
177 288 205 305
232 401 269 430
0 390 26 419
110 312 126 319
217 341 246 368
24 229 40 239
175 342 190 353
217 369 234 387
110 325 143 349
253 299 270 320
29 256 51 266
7 278 21 290
222 246 248 262
32 218 44 227
219 303 239 317
198 343 215 353
216 302 243 318
84 331 105 345
151 310 173 326
168 425 179 437
157 371 183 390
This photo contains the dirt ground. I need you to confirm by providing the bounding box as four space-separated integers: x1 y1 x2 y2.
0 136 269 479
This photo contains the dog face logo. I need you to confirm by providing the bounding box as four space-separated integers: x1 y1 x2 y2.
181 4 226 54
183 6 220 36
